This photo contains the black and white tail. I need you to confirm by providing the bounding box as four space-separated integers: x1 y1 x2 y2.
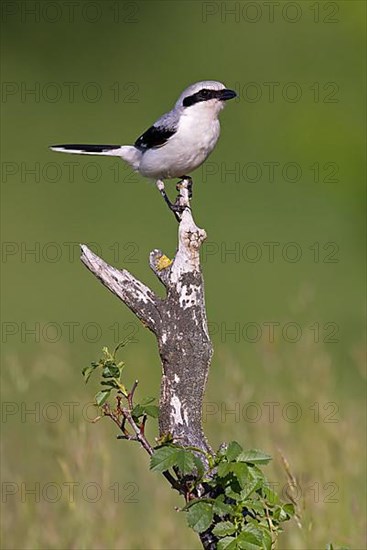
49 144 122 156
49 143 142 170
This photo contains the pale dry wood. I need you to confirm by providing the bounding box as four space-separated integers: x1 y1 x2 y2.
80 178 213 451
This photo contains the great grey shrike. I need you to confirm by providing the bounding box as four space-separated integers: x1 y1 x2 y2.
50 80 236 217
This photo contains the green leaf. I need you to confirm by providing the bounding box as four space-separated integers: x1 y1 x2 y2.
231 463 250 489
102 363 120 378
100 379 120 389
181 497 213 512
175 449 196 475
213 496 233 517
213 521 237 537
283 503 295 517
225 486 243 501
144 405 159 418
95 389 110 406
218 462 232 477
132 403 159 420
241 478 261 500
193 455 205 478
236 450 272 465
217 537 237 550
273 505 288 522
262 528 272 550
262 484 279 505
150 446 178 472
113 339 129 356
245 524 264 538
235 525 263 549
246 515 260 527
226 441 243 462
274 502 295 523
82 365 97 383
132 404 144 419
187 501 213 533
245 501 265 517
247 465 266 483
140 396 156 406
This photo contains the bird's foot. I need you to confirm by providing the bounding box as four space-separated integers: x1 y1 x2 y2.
177 176 193 199
156 177 193 222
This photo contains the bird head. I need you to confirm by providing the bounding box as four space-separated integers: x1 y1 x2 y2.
176 81 237 116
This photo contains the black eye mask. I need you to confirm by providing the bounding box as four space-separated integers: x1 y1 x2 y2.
183 88 236 107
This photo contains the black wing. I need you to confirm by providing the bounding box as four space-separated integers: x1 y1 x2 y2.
134 125 176 150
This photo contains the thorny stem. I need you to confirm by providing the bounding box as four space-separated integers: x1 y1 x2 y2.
141 414 147 434
102 384 183 495
127 379 138 411
121 407 153 455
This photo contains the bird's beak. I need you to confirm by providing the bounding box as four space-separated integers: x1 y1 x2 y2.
219 89 237 101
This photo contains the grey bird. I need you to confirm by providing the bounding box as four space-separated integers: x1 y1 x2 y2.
50 80 236 217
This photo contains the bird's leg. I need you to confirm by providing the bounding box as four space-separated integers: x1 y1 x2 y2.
156 179 173 209
156 177 193 222
156 179 181 222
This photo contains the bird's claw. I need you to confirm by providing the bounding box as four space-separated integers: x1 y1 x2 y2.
156 177 193 222
176 176 193 199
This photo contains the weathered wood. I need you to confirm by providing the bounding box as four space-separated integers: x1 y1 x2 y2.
80 178 213 452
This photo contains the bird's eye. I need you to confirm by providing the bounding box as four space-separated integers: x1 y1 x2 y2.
201 89 210 97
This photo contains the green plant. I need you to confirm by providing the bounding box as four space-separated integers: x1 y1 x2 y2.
83 343 296 549
151 442 295 549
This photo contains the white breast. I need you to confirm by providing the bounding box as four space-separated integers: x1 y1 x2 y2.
139 104 221 179
177 106 221 158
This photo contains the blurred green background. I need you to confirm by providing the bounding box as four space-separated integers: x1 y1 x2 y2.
1 1 366 548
